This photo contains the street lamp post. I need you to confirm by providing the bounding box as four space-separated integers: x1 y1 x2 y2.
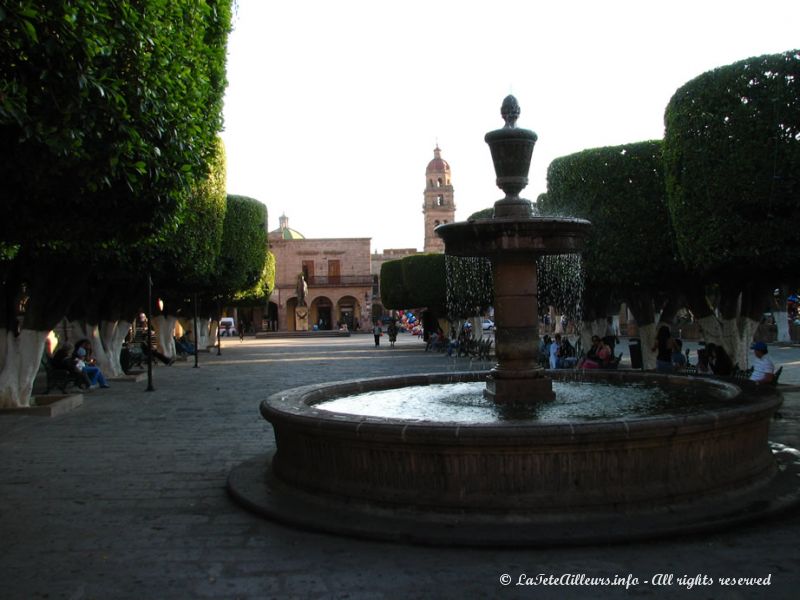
217 299 222 356
193 293 200 369
146 273 155 392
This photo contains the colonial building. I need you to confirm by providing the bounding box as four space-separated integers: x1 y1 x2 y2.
267 147 457 330
268 215 373 331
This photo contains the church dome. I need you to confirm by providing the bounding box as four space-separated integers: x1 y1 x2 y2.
426 146 450 174
269 214 305 240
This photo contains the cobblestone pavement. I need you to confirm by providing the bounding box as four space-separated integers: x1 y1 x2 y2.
1 334 799 600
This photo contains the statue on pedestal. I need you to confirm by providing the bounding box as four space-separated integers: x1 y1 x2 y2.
295 273 309 331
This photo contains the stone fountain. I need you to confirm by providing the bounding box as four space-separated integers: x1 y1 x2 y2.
436 95 590 405
228 97 799 546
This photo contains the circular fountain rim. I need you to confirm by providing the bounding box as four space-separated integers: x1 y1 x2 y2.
260 370 776 436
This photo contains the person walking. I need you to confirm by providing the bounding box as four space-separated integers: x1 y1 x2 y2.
373 321 383 348
387 321 398 348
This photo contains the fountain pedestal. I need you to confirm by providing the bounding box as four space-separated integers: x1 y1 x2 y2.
485 257 553 403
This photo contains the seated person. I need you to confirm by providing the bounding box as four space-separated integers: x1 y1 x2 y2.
549 334 562 369
749 341 775 383
136 330 174 365
580 336 611 369
71 339 110 388
174 333 196 356
51 343 92 388
706 343 734 376
426 328 445 352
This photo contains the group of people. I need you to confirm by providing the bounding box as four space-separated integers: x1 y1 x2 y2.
541 334 579 369
50 339 110 390
541 334 619 370
653 325 777 383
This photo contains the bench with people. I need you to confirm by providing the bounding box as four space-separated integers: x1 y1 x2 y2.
676 338 782 386
578 335 620 370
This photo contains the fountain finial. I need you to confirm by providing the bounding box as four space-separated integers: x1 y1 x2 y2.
485 96 538 217
501 95 520 128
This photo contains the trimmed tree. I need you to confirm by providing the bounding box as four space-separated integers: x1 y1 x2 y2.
201 195 269 343
0 1 232 407
664 49 800 364
541 141 681 366
381 254 447 334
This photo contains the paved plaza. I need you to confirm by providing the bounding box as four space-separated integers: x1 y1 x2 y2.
1 334 800 599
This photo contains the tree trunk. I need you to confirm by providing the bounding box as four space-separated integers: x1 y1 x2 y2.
697 314 723 347
626 292 659 370
638 322 658 371
99 320 129 377
195 318 212 350
206 320 219 349
775 310 790 343
153 315 178 358
0 329 48 408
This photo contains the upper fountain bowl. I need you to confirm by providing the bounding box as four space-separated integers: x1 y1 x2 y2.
436 215 591 258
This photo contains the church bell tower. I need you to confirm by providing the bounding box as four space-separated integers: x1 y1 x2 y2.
422 145 456 253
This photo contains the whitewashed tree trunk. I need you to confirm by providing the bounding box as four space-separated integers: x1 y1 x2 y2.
99 320 129 377
638 322 658 371
207 320 219 349
86 324 113 378
724 317 758 371
153 315 178 358
470 316 483 340
696 314 724 347
775 310 790 343
196 318 212 350
0 329 49 408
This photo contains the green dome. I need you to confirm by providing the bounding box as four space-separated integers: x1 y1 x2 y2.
270 214 305 240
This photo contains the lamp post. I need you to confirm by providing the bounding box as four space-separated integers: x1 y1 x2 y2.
145 273 154 392
216 299 222 356
193 293 199 368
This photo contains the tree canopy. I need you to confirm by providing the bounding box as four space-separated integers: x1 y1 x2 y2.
664 49 800 284
540 140 678 321
0 0 232 244
381 254 446 313
210 195 269 301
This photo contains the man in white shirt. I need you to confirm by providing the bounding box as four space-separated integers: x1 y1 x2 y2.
749 341 775 383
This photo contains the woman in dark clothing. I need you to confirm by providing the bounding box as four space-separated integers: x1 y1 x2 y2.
706 343 734 376
652 325 675 373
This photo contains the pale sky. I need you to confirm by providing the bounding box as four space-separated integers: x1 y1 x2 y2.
221 0 799 253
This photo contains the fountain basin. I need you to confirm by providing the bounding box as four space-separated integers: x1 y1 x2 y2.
227 371 800 545
258 370 779 511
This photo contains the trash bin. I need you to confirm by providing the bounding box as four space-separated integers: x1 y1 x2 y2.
629 337 643 370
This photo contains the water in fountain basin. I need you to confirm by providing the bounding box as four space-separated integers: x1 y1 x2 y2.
316 379 736 423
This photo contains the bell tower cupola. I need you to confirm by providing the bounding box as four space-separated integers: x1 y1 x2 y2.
422 145 455 253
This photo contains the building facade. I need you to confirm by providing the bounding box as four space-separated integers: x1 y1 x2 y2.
268 216 373 331
266 147 457 331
